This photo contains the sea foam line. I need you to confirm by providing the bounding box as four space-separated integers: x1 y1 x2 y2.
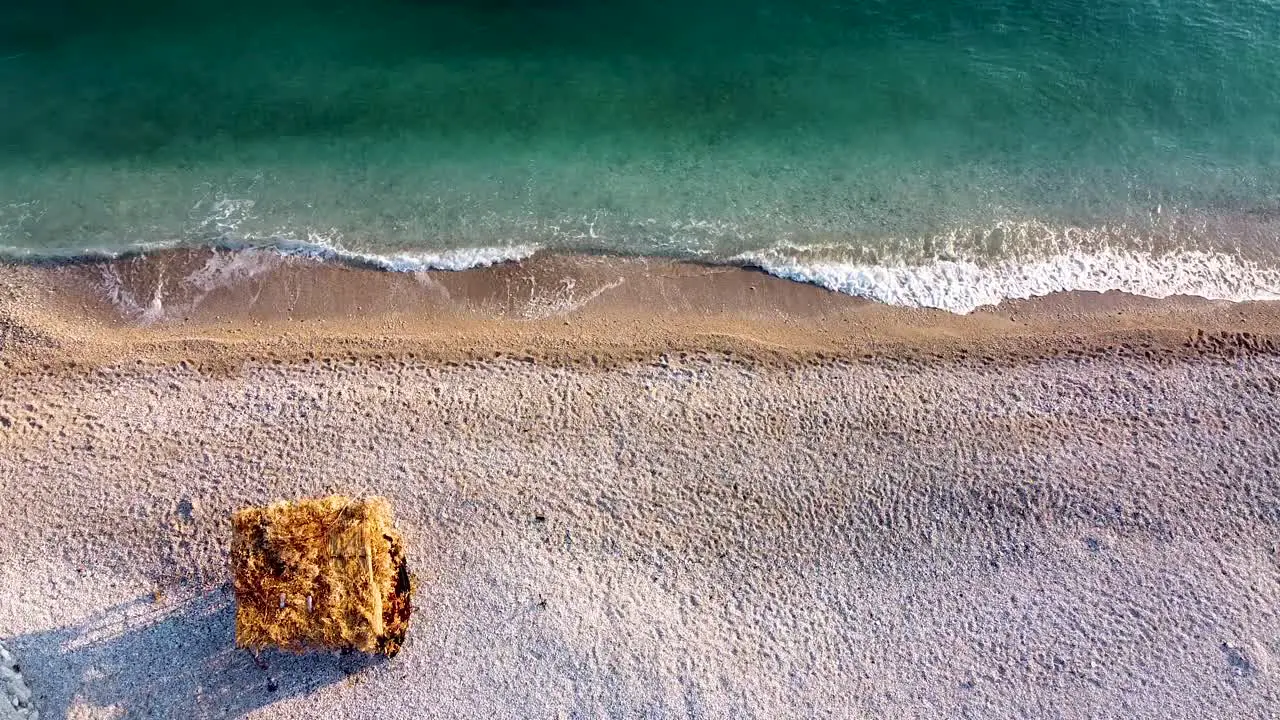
7 233 1280 315
262 235 541 272
736 247 1280 314
0 235 541 273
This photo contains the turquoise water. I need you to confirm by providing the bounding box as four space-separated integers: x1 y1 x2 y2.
3 0 1280 310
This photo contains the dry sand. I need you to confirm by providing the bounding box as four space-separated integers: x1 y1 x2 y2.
0 252 1278 718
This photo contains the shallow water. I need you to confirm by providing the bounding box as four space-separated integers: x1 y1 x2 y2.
3 0 1280 310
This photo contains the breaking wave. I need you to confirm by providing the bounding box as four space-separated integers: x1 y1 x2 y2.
737 246 1280 314
6 214 1280 314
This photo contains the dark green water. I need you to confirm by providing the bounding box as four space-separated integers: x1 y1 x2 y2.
3 0 1280 310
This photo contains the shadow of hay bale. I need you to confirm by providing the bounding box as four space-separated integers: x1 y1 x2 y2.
7 585 385 719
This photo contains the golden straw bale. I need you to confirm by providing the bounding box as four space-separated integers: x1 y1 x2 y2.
230 496 412 656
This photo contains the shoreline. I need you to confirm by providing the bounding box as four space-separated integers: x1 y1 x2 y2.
2 248 1280 373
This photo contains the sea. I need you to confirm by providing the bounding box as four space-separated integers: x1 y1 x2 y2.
3 0 1280 312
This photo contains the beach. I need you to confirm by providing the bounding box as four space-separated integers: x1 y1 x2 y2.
4 0 1280 715
1 253 1278 718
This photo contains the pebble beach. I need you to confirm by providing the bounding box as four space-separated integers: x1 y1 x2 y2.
1 253 1277 718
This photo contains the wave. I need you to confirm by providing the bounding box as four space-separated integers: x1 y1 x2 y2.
0 235 541 272
263 236 542 272
737 246 1280 314
6 226 1280 315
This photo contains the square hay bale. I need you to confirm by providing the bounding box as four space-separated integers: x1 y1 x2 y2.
230 496 412 656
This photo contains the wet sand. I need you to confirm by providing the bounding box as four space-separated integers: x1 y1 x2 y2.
1 252 1278 718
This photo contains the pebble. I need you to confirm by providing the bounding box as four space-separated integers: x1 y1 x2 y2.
0 642 36 720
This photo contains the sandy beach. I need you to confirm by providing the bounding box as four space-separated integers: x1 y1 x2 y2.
1 252 1278 718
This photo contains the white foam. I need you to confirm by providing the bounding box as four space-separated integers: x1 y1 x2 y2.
7 208 1280 316
284 240 542 272
183 248 286 293
0 236 541 273
204 229 537 272
737 247 1280 314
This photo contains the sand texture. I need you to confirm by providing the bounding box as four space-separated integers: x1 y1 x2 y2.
0 253 1278 718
